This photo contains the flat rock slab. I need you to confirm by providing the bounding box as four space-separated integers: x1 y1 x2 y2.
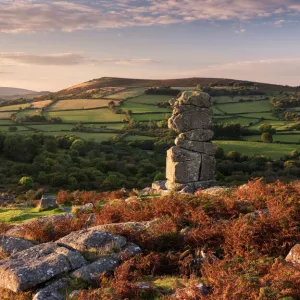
0 242 86 292
57 229 127 256
0 235 34 256
179 129 214 142
175 138 217 156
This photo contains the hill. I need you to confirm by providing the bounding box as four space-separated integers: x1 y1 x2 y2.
0 87 49 101
41 77 299 99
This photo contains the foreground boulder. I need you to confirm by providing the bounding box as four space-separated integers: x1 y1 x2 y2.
0 235 34 256
33 278 68 300
286 244 300 267
0 242 86 292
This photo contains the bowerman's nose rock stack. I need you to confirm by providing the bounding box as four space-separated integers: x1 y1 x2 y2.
166 91 216 192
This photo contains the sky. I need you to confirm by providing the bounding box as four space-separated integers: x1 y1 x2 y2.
1 0 300 91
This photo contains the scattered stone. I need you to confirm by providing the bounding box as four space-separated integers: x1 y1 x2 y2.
37 195 58 210
198 186 231 195
286 244 300 267
120 242 142 260
72 257 119 284
246 209 269 221
152 180 167 191
0 242 86 292
0 235 34 256
69 290 80 299
139 187 156 196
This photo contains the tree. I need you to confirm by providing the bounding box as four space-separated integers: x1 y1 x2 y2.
19 176 33 188
259 124 276 134
261 132 273 143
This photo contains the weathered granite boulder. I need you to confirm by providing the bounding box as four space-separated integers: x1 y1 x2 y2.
0 235 34 256
168 110 213 132
179 129 214 142
286 244 300 267
72 257 119 284
175 138 217 155
0 242 86 292
57 229 127 257
166 147 202 183
174 91 212 108
37 195 58 210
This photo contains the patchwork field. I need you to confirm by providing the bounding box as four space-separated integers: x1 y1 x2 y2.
216 100 273 114
46 108 124 123
122 102 171 113
31 100 53 108
106 87 147 100
131 113 171 121
245 134 300 143
45 132 119 142
0 103 30 111
0 112 13 119
50 99 119 111
127 94 172 105
214 140 300 159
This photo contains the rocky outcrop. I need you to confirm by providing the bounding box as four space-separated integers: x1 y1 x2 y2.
0 235 34 256
0 242 86 292
33 278 68 300
166 91 216 192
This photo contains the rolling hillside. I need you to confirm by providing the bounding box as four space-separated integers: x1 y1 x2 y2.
41 77 299 100
0 87 49 100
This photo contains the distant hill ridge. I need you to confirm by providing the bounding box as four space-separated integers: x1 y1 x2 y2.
44 77 299 99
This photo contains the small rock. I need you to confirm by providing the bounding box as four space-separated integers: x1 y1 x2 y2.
37 195 58 210
69 290 80 298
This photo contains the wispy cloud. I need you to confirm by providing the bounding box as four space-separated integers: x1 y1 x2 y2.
0 52 159 66
0 0 298 33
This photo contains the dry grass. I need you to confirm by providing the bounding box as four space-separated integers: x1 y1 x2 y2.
31 100 52 108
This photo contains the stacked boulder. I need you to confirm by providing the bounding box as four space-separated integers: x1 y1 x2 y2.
166 91 216 192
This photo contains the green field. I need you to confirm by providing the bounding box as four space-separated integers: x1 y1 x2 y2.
217 100 272 114
124 135 156 141
0 119 13 125
249 120 295 131
245 134 300 143
131 113 171 121
106 87 147 100
127 94 172 105
121 101 171 113
214 140 300 159
0 125 30 132
213 95 267 104
47 109 125 123
25 124 75 131
16 109 42 119
0 207 64 224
